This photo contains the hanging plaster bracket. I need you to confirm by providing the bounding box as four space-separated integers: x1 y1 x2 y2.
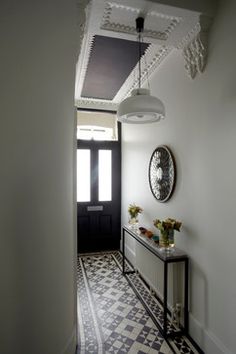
179 15 213 79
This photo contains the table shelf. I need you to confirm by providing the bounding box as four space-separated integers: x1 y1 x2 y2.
121 225 189 339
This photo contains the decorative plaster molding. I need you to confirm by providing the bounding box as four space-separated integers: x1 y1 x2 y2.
101 2 181 40
75 0 215 107
76 0 91 56
75 97 118 110
177 16 212 79
75 34 95 98
176 22 201 51
114 44 172 101
182 33 207 79
75 0 93 97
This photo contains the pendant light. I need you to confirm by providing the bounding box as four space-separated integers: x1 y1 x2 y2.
117 17 165 124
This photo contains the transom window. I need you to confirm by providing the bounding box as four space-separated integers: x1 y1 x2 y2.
77 110 118 141
77 126 114 141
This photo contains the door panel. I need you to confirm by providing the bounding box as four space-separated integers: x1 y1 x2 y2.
77 149 91 202
77 134 121 252
77 216 90 235
99 215 112 235
98 149 112 201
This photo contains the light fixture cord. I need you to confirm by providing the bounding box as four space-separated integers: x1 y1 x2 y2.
138 32 141 90
136 17 144 92
142 35 150 91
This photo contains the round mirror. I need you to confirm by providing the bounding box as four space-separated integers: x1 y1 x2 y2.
148 145 176 202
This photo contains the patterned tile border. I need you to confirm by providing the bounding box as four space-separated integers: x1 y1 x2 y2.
77 251 202 354
112 251 201 354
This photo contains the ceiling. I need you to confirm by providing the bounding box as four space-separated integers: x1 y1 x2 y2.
75 0 215 111
81 35 149 100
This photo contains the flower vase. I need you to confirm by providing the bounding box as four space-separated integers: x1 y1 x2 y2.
159 229 175 252
168 229 175 249
128 216 139 230
159 230 169 249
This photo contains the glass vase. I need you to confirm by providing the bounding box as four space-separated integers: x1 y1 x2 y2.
159 230 169 249
168 229 175 249
159 229 175 252
128 216 139 230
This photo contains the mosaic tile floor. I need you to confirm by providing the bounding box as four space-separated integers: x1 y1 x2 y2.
77 251 200 354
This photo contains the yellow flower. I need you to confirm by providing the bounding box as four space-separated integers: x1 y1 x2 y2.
153 218 182 232
128 204 143 218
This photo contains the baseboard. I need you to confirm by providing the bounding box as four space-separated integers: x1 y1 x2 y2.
189 313 232 354
61 325 77 354
133 268 232 354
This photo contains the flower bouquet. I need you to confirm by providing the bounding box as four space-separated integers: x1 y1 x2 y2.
153 218 182 251
128 204 143 229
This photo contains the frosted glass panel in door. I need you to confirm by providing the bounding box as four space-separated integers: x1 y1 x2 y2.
99 150 112 201
77 149 90 202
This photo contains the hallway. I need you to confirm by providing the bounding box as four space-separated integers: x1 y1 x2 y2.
77 252 199 354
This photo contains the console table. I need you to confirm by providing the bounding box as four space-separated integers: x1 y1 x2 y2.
122 225 189 339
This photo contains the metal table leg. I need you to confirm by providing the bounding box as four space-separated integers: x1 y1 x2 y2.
122 228 125 274
184 258 189 333
163 262 168 338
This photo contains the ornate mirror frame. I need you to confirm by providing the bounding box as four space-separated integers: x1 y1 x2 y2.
148 145 176 202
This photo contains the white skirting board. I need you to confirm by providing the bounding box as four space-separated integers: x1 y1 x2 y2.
189 313 233 354
61 325 77 354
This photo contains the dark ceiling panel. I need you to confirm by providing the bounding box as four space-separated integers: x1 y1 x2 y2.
81 35 149 100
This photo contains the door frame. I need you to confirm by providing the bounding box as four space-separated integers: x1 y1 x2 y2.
76 123 121 252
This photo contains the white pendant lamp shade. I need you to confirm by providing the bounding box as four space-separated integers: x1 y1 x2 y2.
117 16 165 124
117 88 165 124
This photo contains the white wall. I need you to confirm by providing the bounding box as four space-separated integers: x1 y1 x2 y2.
0 1 78 354
121 0 236 353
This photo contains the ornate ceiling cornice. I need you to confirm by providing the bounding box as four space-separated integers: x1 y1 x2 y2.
76 0 91 58
114 44 173 102
101 2 182 41
75 0 214 110
75 97 118 111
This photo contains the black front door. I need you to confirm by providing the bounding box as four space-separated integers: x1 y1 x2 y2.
77 136 121 252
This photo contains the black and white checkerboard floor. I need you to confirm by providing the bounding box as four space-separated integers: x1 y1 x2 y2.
77 251 201 354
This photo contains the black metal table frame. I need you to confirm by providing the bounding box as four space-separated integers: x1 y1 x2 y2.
122 226 189 339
